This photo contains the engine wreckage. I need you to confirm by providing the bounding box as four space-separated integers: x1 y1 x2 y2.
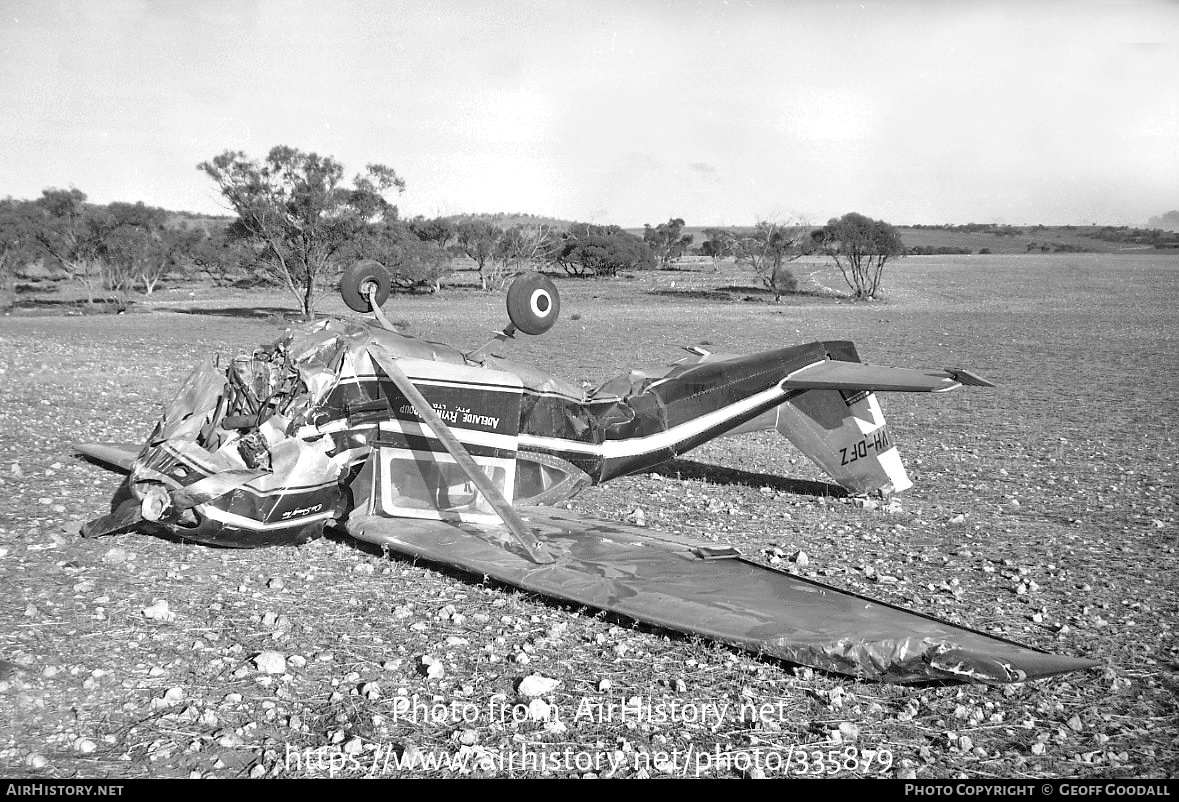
78 268 1100 684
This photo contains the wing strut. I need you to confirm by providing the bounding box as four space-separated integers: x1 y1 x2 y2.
367 346 555 565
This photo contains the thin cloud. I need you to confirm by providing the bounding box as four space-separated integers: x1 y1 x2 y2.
688 162 721 184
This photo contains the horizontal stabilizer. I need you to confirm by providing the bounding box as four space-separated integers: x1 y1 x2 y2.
944 367 996 387
75 443 139 473
783 361 995 393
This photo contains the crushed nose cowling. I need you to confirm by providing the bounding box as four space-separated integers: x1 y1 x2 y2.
83 320 376 546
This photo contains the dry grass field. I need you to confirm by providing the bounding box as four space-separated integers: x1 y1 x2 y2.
0 253 1175 778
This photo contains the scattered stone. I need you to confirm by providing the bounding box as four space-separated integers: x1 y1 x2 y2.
267 577 284 590
142 600 176 622
253 651 287 675
151 687 184 710
838 722 859 742
73 738 97 754
100 544 127 563
420 655 445 679
527 699 552 721
791 550 809 568
626 508 646 526
518 673 560 697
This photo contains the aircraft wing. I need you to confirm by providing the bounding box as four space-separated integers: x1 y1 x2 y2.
783 361 995 393
75 442 139 473
347 507 1098 684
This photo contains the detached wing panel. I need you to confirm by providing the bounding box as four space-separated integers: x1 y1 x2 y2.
348 508 1099 684
783 361 995 394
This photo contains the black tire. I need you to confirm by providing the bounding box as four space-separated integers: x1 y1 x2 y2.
340 260 391 313
506 272 560 335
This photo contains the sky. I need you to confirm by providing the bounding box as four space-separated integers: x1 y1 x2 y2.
1 0 1176 227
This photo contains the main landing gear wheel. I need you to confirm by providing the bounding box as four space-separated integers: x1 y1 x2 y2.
506 273 560 335
341 260 391 312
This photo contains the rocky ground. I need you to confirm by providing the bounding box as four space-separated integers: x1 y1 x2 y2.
0 255 1175 778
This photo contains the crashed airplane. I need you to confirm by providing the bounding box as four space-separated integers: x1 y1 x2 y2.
77 266 1099 684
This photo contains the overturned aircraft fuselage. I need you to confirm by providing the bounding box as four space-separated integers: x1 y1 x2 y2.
78 289 1096 684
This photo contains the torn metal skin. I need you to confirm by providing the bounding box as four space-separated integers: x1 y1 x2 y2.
78 281 1098 684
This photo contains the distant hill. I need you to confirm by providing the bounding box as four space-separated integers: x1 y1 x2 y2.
898 224 1179 254
439 212 579 230
163 210 233 234
625 223 1179 255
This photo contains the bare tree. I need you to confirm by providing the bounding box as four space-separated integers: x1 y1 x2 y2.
198 146 405 318
32 191 163 305
733 218 812 299
32 189 119 304
700 227 736 273
643 217 693 269
819 212 905 299
0 199 38 310
487 225 552 289
455 219 503 290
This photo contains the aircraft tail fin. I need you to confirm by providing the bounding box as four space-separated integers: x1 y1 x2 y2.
773 388 912 496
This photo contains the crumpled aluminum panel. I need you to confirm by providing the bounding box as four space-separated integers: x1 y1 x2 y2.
348 507 1100 684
